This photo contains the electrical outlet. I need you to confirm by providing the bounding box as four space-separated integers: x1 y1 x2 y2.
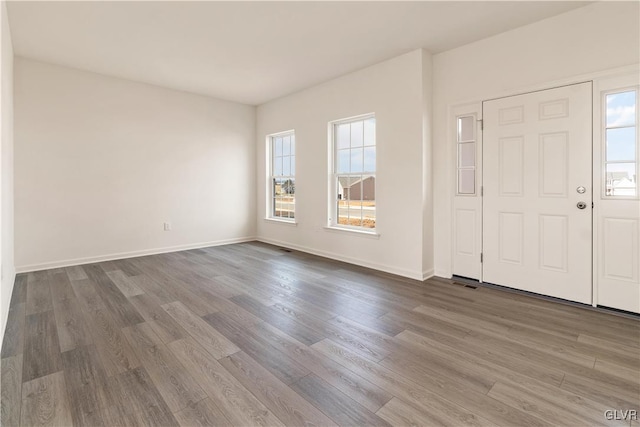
164 222 172 231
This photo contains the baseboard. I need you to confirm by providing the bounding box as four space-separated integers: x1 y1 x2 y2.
434 269 453 279
422 269 435 281
0 266 17 355
257 236 425 281
15 236 257 273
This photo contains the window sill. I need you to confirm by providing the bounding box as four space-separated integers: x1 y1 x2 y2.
264 218 298 226
323 226 380 239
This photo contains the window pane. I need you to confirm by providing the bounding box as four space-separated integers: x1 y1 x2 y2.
459 142 475 168
282 136 291 156
291 156 295 175
274 138 283 156
606 91 636 128
605 163 637 196
338 204 350 226
351 148 363 173
606 127 636 161
364 118 375 146
458 116 475 142
283 156 291 176
363 190 375 228
337 176 352 226
361 175 375 201
458 169 475 194
341 194 363 227
351 120 364 148
274 178 284 196
338 176 357 200
364 147 376 172
284 178 295 195
275 197 288 218
337 149 350 173
273 155 283 176
337 124 350 149
291 136 295 155
350 179 363 203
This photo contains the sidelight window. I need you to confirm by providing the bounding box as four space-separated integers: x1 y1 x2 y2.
604 90 638 197
456 115 477 195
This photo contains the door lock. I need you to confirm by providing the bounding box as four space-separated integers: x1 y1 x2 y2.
576 186 586 194
577 201 587 209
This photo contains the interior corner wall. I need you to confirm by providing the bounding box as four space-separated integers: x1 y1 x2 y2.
14 58 257 271
421 49 434 279
432 1 640 278
256 50 428 279
0 0 15 351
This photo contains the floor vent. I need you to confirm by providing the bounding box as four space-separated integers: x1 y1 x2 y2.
452 281 478 290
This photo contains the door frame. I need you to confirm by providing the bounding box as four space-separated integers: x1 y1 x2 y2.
449 64 640 309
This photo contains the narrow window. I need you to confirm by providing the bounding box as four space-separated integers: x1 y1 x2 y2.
330 115 376 230
268 131 295 220
604 90 638 197
456 115 476 195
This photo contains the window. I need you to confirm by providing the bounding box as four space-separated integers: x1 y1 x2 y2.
604 89 638 197
456 114 476 195
268 131 295 220
330 115 376 230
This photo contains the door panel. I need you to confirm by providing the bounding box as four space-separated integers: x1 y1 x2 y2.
452 104 483 280
483 83 592 304
594 75 639 314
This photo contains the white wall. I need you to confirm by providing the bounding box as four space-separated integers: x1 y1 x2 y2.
421 51 434 278
14 58 256 271
256 49 433 280
0 0 15 351
432 1 640 277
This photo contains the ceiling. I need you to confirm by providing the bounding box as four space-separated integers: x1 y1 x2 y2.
7 1 591 105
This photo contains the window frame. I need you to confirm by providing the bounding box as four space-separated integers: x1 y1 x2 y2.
601 86 639 199
267 130 296 222
328 113 377 233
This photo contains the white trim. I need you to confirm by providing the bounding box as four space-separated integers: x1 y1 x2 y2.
268 128 296 137
15 236 256 273
264 217 298 226
422 269 435 281
331 112 376 126
257 236 423 280
323 225 380 239
435 269 453 279
0 268 16 355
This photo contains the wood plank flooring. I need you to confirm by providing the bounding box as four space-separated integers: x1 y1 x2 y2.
1 241 639 426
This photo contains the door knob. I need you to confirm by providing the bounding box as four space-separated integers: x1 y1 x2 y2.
577 201 587 209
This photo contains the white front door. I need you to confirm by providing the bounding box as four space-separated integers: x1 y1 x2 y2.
483 82 593 304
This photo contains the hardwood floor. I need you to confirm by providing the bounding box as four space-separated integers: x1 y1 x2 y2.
1 241 639 426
